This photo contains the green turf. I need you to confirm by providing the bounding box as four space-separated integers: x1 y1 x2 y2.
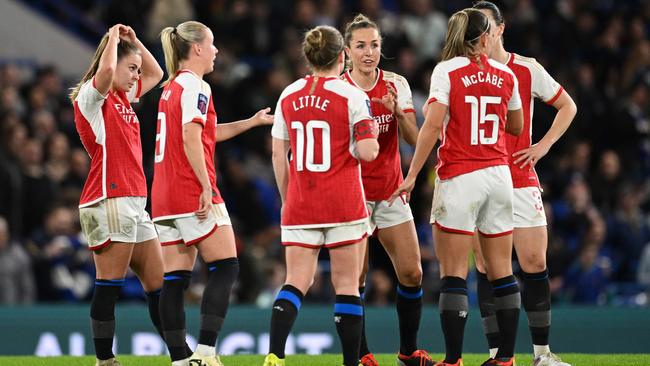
1 354 649 366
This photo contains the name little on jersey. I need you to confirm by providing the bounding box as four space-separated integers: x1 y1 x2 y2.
292 95 391 134
461 71 504 88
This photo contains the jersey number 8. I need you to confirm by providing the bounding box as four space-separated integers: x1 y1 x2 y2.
291 120 331 172
465 95 501 145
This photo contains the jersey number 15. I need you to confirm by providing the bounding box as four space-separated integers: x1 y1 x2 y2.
465 95 501 145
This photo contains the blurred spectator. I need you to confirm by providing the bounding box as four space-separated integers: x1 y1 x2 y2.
0 216 36 304
19 139 56 238
605 184 650 282
400 0 447 61
27 206 93 301
590 150 623 214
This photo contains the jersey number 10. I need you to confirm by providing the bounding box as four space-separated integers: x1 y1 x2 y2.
465 95 501 145
291 120 331 172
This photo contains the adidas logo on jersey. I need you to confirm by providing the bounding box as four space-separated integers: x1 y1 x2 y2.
273 305 284 312
334 316 342 323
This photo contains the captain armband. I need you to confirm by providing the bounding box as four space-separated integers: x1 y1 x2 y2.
354 119 379 141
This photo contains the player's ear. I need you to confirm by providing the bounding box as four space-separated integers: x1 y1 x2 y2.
192 42 201 57
498 22 505 38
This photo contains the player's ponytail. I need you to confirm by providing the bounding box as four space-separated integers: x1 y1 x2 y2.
160 21 208 85
303 25 344 71
69 32 139 103
441 9 490 61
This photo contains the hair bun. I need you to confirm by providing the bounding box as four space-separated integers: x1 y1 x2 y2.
306 29 324 50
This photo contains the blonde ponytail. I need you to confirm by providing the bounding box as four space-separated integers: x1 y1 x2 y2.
441 9 490 61
160 21 209 85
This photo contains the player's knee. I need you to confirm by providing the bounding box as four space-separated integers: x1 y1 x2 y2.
399 265 423 286
140 273 164 292
520 252 547 273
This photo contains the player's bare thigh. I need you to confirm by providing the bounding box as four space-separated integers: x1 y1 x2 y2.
329 241 363 295
162 243 198 272
478 232 515 280
513 226 548 273
197 225 238 263
285 245 321 294
93 242 134 279
378 220 422 286
434 227 473 279
130 237 164 292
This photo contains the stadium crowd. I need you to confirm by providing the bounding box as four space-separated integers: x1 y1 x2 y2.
1 0 649 307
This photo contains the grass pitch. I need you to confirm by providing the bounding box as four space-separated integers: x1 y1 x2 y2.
1 354 650 365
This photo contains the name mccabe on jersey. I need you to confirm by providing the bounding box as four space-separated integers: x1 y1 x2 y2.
461 71 504 88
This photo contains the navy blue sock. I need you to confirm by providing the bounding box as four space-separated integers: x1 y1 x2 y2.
476 269 500 350
91 279 124 360
358 286 371 356
396 283 423 355
269 285 303 358
439 276 468 364
492 275 521 359
334 295 364 366
160 270 192 361
199 257 239 347
521 270 551 347
145 289 163 338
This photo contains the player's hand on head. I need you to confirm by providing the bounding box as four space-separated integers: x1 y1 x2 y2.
108 24 125 40
119 26 137 43
253 107 274 126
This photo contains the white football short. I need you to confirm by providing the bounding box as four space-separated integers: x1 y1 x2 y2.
366 198 414 232
155 203 231 246
430 165 514 236
79 197 157 250
513 186 547 228
281 220 371 248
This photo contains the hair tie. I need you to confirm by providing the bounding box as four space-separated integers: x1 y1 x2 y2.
172 27 177 34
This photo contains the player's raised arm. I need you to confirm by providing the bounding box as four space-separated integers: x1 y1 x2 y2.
119 26 163 96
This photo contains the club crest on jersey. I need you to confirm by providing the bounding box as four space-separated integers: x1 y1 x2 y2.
198 93 208 114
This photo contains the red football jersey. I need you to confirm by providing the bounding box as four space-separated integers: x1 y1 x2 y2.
344 69 415 200
74 78 146 207
151 70 222 220
427 54 522 180
505 53 563 188
272 76 374 228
